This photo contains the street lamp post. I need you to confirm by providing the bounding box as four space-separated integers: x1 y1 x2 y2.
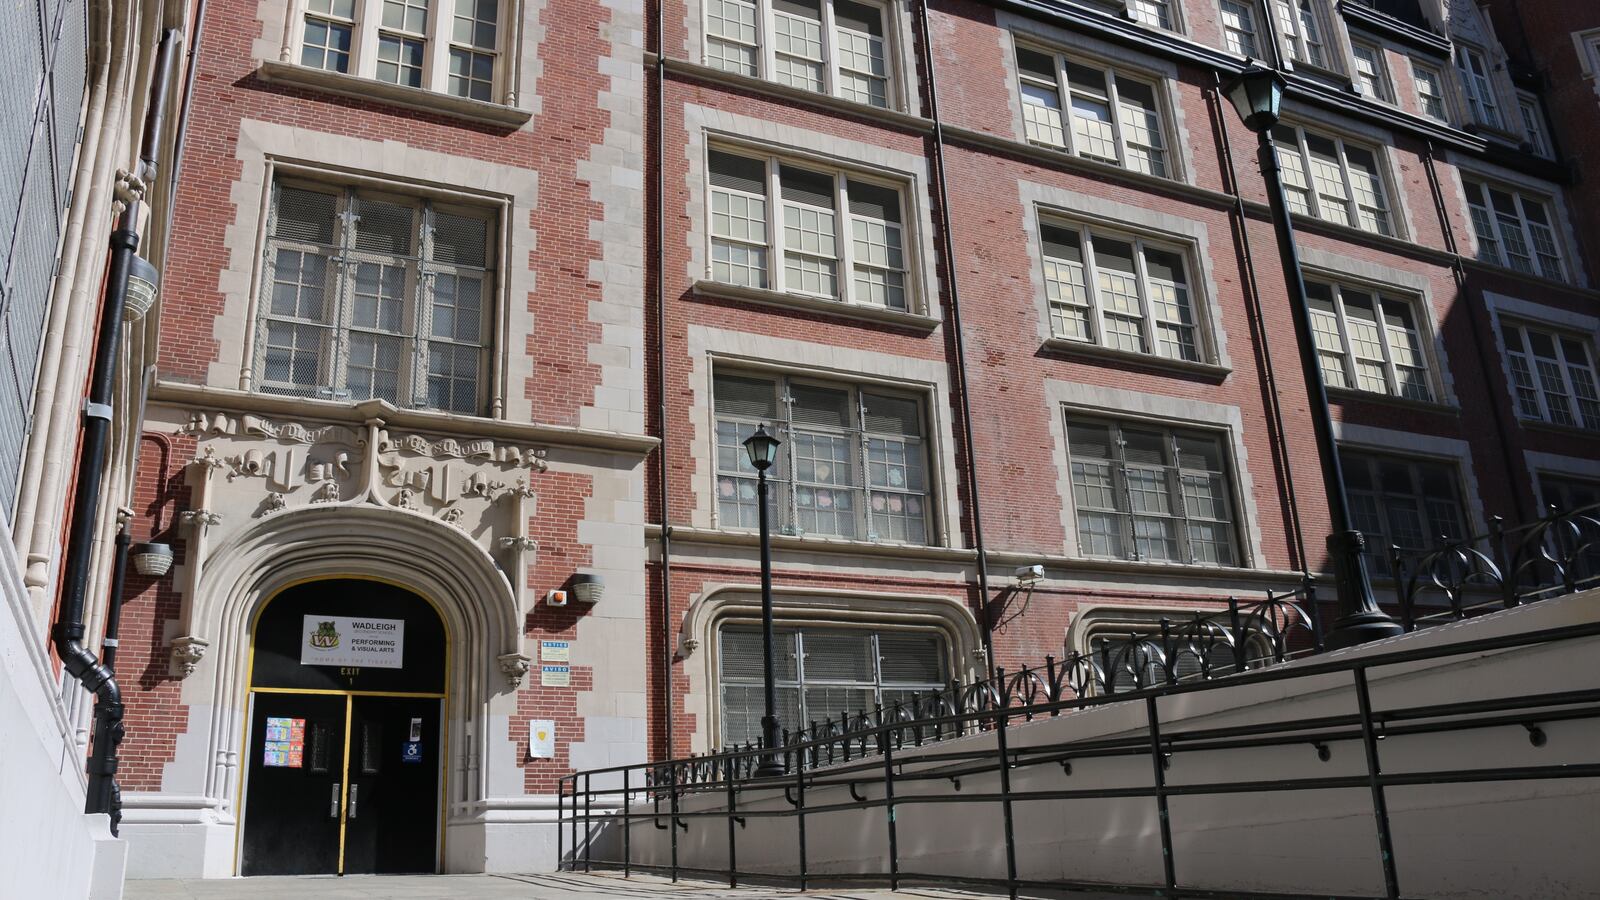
1224 65 1404 650
742 425 787 777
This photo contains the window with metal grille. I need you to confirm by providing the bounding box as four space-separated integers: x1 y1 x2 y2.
256 181 495 414
296 0 503 101
1274 0 1328 69
1064 417 1241 566
708 148 913 311
1305 280 1433 402
1271 124 1394 235
718 625 945 746
1039 218 1202 363
1351 41 1392 103
1464 181 1564 281
1341 450 1468 577
712 371 931 544
1411 60 1447 121
1015 43 1170 178
1500 322 1600 431
706 0 893 109
1220 0 1259 58
1455 45 1500 130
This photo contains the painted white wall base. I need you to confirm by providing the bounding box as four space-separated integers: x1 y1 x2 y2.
446 819 559 873
119 821 237 879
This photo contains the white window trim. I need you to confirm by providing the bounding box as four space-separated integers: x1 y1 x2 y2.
1273 122 1399 237
1528 452 1600 512
1329 422 1490 542
1303 277 1438 404
1463 178 1567 282
1516 90 1552 158
699 0 905 110
1124 0 1184 33
1012 38 1176 179
1215 0 1261 60
1485 291 1600 434
277 0 516 103
1409 58 1450 123
1573 29 1600 104
1020 183 1229 367
1274 0 1338 74
1349 39 1393 104
1045 380 1267 571
1454 161 1586 287
1454 42 1504 132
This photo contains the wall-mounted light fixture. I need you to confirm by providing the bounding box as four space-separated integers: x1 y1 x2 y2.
124 255 161 321
571 572 603 604
130 542 173 577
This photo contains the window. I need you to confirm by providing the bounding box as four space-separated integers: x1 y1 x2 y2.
706 0 893 109
1500 322 1600 431
1274 0 1327 69
1014 45 1170 177
257 181 495 414
1220 0 1259 58
1411 61 1447 121
1517 92 1551 158
1342 451 1468 576
1306 280 1433 401
719 625 945 746
1039 219 1201 362
295 0 504 101
707 148 913 311
1272 125 1394 234
1064 417 1241 566
1464 180 1564 281
1539 474 1600 514
713 371 932 543
1351 41 1392 102
1126 0 1174 30
1455 46 1500 129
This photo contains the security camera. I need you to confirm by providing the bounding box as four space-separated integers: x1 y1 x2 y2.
1014 564 1044 584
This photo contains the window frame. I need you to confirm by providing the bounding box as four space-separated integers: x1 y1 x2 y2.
1125 0 1179 32
1037 214 1209 364
1537 473 1600 515
1455 44 1502 131
291 0 509 103
1062 413 1245 568
1305 278 1436 403
705 143 921 313
1271 123 1397 236
254 177 498 415
1463 178 1566 282
1339 448 1470 576
703 0 899 110
1274 0 1333 72
1013 40 1175 179
1350 39 1393 103
1499 320 1600 432
1410 59 1448 122
1218 0 1259 59
1516 91 1552 158
710 367 937 545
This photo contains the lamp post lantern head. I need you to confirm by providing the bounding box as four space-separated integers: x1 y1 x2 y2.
1225 64 1286 134
743 424 780 472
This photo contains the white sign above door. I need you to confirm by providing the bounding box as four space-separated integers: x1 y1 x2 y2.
299 615 406 669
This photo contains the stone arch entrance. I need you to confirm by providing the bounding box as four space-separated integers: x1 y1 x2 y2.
239 578 447 875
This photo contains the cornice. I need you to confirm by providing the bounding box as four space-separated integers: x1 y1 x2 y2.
256 60 533 128
1337 1 1451 57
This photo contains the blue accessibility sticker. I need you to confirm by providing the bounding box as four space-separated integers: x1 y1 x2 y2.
401 740 423 763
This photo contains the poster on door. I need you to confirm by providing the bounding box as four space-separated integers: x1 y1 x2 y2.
262 717 305 768
299 615 406 668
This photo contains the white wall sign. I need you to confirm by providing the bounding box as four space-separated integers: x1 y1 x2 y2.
299 615 405 669
540 640 570 662
530 720 556 758
540 664 570 687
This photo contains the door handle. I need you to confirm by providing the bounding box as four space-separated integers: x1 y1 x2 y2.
348 783 359 819
330 783 341 818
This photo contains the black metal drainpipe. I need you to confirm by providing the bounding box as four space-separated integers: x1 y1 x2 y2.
51 26 181 833
1420 139 1528 522
99 526 132 676
650 0 680 880
914 0 996 679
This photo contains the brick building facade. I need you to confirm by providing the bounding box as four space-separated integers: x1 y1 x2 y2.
110 0 1599 879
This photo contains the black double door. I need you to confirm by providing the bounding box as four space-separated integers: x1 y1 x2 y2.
241 692 442 876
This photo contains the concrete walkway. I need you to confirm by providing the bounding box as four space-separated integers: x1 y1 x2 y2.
124 872 1125 899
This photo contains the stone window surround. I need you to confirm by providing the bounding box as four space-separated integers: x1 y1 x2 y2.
1019 179 1231 369
214 122 541 424
682 103 941 321
1452 159 1586 288
1527 450 1600 510
675 584 984 754
682 0 921 114
1065 601 1273 668
1574 29 1600 104
1296 245 1460 408
1407 57 1454 125
998 12 1197 186
1329 421 1490 539
1483 290 1600 431
685 325 963 548
1044 379 1269 572
254 0 544 121
1273 101 1420 242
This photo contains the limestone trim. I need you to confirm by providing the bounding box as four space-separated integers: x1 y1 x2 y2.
255 61 534 126
684 324 964 548
1449 157 1590 289
1020 179 1231 368
1482 291 1600 433
676 584 983 752
1044 379 1269 571
1328 422 1491 537
1525 451 1600 507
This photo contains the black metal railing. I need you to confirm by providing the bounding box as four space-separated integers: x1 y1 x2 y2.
557 501 1600 898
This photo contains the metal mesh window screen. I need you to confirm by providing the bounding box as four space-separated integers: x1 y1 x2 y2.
719 625 945 745
256 180 494 414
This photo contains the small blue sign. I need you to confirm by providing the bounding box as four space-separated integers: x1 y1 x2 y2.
401 740 423 764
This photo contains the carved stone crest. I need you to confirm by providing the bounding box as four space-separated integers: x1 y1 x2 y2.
171 636 210 678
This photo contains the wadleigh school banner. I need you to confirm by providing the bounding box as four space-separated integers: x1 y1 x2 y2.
300 615 405 668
